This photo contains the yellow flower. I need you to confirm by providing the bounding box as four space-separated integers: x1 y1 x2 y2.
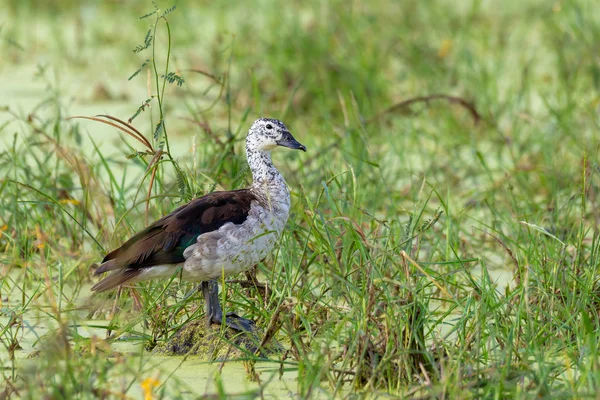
438 39 452 59
141 377 160 400
58 198 80 205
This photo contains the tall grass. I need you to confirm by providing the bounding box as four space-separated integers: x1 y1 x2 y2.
1 0 600 398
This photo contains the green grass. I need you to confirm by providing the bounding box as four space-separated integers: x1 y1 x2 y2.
2 0 600 398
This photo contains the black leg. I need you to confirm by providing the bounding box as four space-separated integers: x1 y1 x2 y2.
201 280 255 332
201 280 222 327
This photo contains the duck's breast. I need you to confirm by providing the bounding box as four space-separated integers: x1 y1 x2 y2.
182 199 290 280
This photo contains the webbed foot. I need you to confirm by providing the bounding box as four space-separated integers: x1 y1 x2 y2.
210 311 256 332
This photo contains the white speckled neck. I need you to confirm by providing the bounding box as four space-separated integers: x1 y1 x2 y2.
246 139 290 214
246 146 279 183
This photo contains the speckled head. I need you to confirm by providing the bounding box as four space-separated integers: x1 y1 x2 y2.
246 118 306 153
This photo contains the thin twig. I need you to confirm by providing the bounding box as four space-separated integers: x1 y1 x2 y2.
187 68 222 83
367 94 481 124
67 115 153 152
96 114 154 151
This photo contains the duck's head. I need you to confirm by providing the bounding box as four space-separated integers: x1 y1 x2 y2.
247 118 306 152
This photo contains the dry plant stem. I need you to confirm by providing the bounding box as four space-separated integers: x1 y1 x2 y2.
96 114 154 151
106 286 123 339
255 302 287 356
368 93 482 124
66 115 154 152
187 68 222 83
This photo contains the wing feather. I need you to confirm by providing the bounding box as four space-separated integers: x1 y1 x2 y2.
92 189 255 292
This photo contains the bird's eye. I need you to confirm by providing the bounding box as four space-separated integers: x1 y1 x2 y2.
266 124 273 130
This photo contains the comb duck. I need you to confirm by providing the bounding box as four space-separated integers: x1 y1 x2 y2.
92 118 306 331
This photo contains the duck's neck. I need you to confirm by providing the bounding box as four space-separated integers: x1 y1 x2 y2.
246 145 289 209
246 145 280 185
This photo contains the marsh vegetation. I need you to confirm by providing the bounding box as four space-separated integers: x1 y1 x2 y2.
1 0 600 398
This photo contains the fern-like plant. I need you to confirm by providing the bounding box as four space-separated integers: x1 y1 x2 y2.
68 2 190 220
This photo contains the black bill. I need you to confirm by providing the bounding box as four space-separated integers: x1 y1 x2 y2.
276 131 307 152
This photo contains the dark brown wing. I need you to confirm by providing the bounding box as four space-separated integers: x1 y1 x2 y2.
92 189 255 283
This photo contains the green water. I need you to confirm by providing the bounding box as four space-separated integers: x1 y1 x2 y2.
1 278 300 398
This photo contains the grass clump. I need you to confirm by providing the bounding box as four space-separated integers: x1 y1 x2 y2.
2 0 600 398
